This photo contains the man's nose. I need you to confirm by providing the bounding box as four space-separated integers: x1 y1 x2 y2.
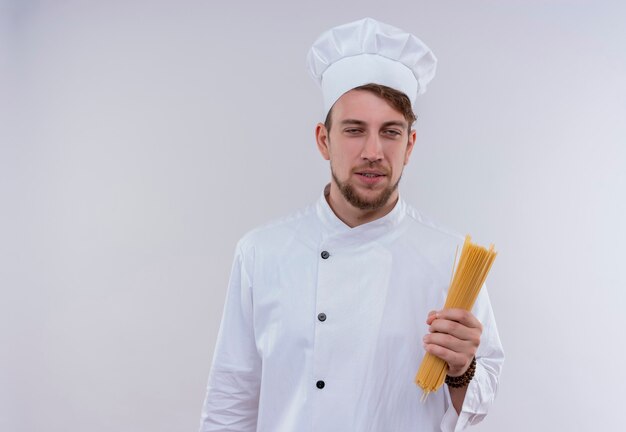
360 133 383 162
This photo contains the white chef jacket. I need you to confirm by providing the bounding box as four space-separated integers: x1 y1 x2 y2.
200 187 504 432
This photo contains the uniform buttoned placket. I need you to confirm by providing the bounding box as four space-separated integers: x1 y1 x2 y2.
313 241 332 384
311 236 342 430
311 233 393 431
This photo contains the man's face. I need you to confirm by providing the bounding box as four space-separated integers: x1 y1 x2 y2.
316 90 416 212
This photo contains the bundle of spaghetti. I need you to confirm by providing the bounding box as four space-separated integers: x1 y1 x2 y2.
415 235 497 400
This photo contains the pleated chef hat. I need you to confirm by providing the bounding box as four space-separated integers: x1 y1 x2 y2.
307 17 437 117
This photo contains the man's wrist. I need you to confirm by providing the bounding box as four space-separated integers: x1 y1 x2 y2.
445 357 476 388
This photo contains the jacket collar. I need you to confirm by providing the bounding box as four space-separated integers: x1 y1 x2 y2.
315 184 406 244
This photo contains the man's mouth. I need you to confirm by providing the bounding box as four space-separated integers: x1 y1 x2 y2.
356 171 386 178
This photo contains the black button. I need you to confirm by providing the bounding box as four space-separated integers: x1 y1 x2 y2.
321 251 330 259
316 380 325 389
318 313 326 322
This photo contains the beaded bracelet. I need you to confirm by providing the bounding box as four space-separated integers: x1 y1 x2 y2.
445 357 476 388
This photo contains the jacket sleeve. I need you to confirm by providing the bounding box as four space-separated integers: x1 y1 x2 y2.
199 244 261 432
440 286 505 432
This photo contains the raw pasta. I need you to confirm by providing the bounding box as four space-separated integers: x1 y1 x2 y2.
415 235 497 399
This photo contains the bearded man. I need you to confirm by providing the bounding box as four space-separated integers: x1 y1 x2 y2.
199 18 504 432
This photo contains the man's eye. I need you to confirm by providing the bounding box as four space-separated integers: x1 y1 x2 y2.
345 128 363 134
383 130 402 137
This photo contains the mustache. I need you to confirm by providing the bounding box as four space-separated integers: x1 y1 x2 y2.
352 162 391 175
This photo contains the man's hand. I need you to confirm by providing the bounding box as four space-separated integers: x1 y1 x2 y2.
423 308 482 377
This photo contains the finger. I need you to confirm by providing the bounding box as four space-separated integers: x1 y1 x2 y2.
423 343 468 372
423 332 476 355
429 318 480 342
434 308 482 330
426 310 437 325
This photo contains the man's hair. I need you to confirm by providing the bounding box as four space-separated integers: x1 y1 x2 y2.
324 83 417 132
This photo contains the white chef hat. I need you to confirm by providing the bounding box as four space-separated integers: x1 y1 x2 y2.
306 17 437 117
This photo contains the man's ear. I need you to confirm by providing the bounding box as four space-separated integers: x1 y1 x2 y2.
315 123 331 161
404 129 417 165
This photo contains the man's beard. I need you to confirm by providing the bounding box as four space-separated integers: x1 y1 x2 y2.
331 163 402 211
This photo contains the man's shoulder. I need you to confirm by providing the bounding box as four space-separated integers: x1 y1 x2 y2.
401 201 464 243
236 203 317 252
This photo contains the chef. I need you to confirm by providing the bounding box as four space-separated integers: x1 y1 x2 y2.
199 17 504 432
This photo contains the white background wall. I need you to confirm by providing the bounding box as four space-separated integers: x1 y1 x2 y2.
1 1 625 431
